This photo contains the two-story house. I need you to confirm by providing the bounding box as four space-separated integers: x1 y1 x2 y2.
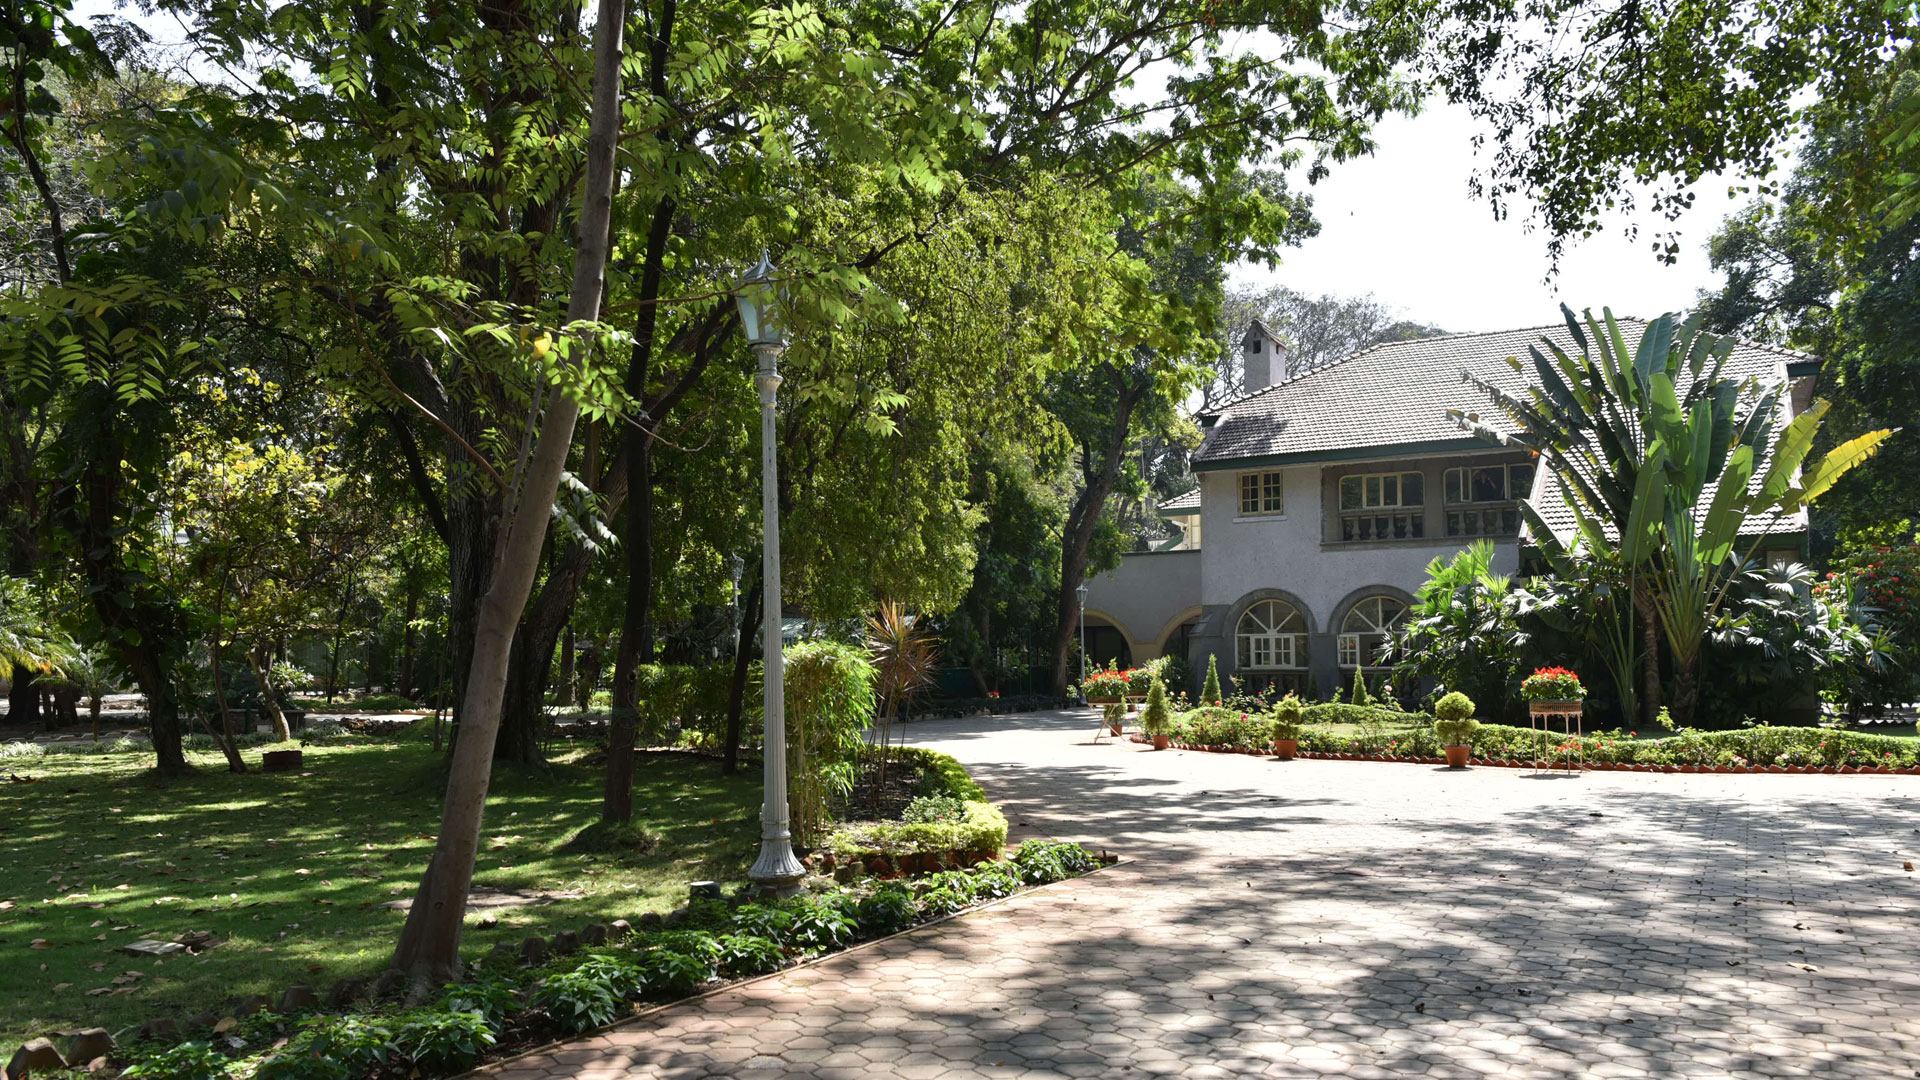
1083 318 1820 697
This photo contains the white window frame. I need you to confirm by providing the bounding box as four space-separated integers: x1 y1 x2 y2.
1337 470 1425 542
1443 463 1535 537
1338 596 1407 669
1236 599 1308 671
1238 470 1285 517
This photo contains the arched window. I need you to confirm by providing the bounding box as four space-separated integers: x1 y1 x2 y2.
1236 600 1308 670
1338 596 1407 669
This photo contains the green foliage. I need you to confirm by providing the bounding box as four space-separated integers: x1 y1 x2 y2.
715 934 785 978
534 966 626 1034
570 953 647 1000
1301 703 1428 727
635 948 714 999
250 1055 346 1080
1008 840 1099 885
1348 666 1374 707
887 746 988 802
294 1015 395 1073
1200 653 1223 705
1432 693 1479 747
855 883 918 935
1140 676 1174 735
727 904 794 945
395 1010 497 1072
120 1043 230 1080
901 794 967 825
780 895 859 952
1392 541 1520 718
825 798 1008 857
435 980 519 1029
1174 706 1267 747
1271 694 1307 741
784 641 878 847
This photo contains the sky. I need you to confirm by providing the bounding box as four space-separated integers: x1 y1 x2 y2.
1239 100 1765 335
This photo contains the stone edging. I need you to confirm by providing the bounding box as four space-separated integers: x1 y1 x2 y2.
454 859 1128 1079
1122 734 1919 775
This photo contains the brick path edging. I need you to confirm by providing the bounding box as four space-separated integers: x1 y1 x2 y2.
1122 733 1920 774
454 860 1127 1080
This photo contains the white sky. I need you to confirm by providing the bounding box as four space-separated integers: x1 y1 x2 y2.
1242 100 1762 334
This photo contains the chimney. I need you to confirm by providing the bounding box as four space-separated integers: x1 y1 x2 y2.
1241 320 1287 392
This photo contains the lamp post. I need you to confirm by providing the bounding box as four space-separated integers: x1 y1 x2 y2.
1076 581 1088 706
738 254 807 897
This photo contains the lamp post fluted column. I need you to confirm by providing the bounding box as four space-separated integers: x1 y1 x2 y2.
748 340 806 896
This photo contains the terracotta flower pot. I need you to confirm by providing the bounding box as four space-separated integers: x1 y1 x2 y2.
1108 723 1123 735
1441 745 1471 769
1152 734 1170 750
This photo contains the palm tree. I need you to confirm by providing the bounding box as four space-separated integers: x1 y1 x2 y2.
0 577 73 681
863 601 940 809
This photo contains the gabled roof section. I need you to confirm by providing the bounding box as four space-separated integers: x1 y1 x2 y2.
1191 319 1817 470
1157 488 1201 515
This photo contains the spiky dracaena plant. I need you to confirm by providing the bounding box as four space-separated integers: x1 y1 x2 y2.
1453 306 1893 725
863 601 940 808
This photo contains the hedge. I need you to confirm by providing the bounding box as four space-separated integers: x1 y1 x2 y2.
824 746 1007 856
1167 715 1920 770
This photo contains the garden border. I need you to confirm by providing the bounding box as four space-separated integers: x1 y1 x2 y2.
1124 735 1920 775
452 857 1130 1080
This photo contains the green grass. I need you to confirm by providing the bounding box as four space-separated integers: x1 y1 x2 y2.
0 742 762 1046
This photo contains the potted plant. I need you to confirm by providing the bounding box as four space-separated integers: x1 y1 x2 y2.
1081 664 1130 705
1271 693 1306 760
1103 701 1125 736
1520 666 1586 713
1140 676 1174 750
1432 691 1478 768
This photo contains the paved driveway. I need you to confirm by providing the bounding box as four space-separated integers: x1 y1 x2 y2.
492 709 1920 1079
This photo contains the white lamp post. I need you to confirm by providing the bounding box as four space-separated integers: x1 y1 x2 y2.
1076 581 1088 706
738 254 807 897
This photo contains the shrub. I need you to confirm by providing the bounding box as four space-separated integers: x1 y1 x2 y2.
825 798 1007 858
968 862 1021 899
1009 840 1097 884
1174 706 1267 748
1433 691 1474 721
1433 692 1478 745
1301 703 1428 727
1140 676 1174 735
636 948 714 998
716 934 786 977
728 903 794 944
121 1044 231 1080
1102 701 1124 729
572 952 647 999
437 978 520 1028
536 966 626 1033
901 794 967 824
889 745 988 801
1271 694 1307 741
781 895 859 951
296 1015 396 1073
784 641 878 847
1200 654 1223 705
855 883 918 934
916 886 970 917
1349 666 1374 707
396 1010 497 1072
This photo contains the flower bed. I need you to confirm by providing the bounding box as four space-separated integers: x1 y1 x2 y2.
822 746 1008 860
100 842 1114 1080
1126 722 1920 773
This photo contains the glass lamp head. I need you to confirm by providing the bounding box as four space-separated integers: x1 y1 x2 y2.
735 252 785 348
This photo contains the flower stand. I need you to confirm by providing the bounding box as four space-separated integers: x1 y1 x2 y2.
1527 700 1585 776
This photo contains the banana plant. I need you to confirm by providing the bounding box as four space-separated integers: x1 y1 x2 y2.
1452 305 1895 725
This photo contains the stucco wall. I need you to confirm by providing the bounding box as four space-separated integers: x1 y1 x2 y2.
1083 549 1202 659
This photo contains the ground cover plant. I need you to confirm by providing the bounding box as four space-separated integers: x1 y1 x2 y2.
0 742 765 1048
100 840 1105 1080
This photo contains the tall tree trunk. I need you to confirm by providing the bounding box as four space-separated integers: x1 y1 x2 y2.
248 648 293 741
722 575 762 775
206 569 248 771
1048 375 1145 695
390 0 626 989
1633 579 1663 727
325 572 354 704
557 623 575 707
399 577 419 700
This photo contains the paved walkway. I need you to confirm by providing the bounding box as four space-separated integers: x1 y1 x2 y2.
491 709 1920 1079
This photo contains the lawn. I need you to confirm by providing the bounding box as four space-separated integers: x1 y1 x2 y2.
0 741 762 1047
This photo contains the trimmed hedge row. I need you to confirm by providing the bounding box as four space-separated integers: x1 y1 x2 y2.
1146 717 1920 771
823 746 1008 857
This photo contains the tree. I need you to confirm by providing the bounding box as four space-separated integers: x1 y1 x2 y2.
1210 285 1448 404
1456 308 1893 724
1393 541 1523 719
863 602 940 805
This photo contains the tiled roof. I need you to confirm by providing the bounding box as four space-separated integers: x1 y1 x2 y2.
1157 488 1201 515
1193 317 1816 543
